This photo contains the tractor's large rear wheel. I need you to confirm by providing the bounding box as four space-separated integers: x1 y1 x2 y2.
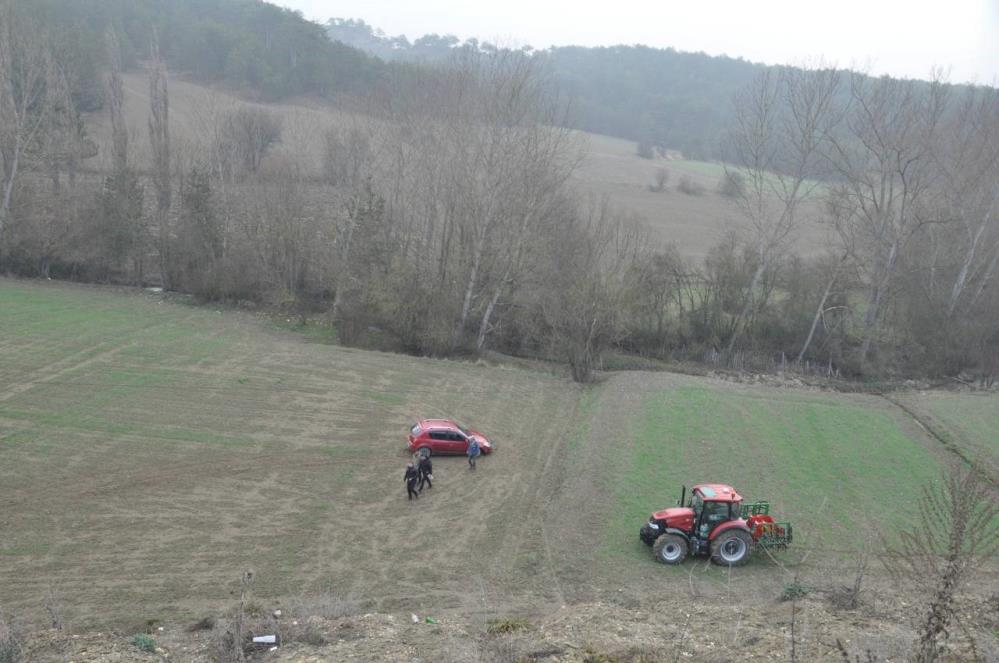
653 533 688 565
711 529 753 566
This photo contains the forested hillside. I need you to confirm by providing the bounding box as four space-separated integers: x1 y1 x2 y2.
326 18 763 158
27 0 387 105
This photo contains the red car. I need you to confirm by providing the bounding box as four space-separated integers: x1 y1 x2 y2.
408 419 494 457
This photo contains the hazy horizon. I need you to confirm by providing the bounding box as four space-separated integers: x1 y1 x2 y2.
278 0 999 85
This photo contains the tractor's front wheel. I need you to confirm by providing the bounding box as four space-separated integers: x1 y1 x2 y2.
711 529 753 566
653 533 688 565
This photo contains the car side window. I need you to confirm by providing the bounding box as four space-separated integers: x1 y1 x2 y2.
450 432 466 442
429 431 448 441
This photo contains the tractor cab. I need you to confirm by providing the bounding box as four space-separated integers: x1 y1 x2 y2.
639 483 792 567
690 484 743 538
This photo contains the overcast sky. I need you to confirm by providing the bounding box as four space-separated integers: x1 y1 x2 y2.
276 0 999 84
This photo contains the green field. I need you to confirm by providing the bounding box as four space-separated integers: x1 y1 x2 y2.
539 371 987 594
605 387 940 554
892 391 999 470
1 279 993 627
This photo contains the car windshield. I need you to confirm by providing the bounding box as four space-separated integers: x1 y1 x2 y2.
410 423 421 435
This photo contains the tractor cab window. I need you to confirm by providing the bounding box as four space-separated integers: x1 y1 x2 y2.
702 501 729 527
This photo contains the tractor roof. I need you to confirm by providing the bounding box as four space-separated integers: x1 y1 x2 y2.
693 483 742 502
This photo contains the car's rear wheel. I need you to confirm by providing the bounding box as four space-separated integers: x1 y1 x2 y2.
417 446 432 458
652 533 688 565
711 529 753 566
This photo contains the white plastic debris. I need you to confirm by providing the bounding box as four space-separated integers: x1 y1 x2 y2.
269 646 278 652
410 613 419 624
252 635 277 644
272 609 282 618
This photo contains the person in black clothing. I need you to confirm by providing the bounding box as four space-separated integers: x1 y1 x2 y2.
404 463 419 500
418 455 433 492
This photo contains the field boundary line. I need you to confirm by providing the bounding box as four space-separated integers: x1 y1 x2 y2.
879 393 997 487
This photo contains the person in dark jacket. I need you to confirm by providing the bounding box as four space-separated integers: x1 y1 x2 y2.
418 455 433 492
404 463 419 500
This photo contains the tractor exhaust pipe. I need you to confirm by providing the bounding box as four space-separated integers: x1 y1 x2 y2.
678 485 686 507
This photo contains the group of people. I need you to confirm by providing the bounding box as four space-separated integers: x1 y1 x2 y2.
404 438 481 500
404 453 433 500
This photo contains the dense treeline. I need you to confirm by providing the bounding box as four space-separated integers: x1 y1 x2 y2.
544 46 760 160
24 0 387 104
2 1 997 384
326 18 763 159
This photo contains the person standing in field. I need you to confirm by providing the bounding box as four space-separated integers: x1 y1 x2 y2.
404 463 420 500
466 437 480 471
418 454 433 492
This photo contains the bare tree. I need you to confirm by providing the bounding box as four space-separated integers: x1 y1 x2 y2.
625 244 691 356
932 86 999 318
884 463 997 662
676 174 704 195
221 107 282 175
0 0 53 266
149 32 172 288
717 169 745 198
99 28 144 281
322 123 383 321
107 29 128 180
539 200 641 382
796 249 849 363
375 49 582 355
39 59 94 193
824 73 947 366
649 167 669 193
725 65 840 355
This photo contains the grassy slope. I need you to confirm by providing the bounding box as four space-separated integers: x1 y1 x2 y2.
575 132 830 258
892 391 999 473
2 280 992 625
0 280 582 625
607 386 941 554
547 372 980 598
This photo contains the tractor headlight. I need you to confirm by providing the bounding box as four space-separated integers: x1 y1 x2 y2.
647 522 660 530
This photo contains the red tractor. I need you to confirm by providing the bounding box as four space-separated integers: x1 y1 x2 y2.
639 483 792 566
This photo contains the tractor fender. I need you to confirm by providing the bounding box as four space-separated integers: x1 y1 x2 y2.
708 519 751 541
660 527 691 544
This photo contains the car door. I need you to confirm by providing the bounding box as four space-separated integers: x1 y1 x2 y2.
428 429 449 453
444 430 464 454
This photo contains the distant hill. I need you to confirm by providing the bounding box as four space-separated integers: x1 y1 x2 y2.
325 18 764 159
543 46 761 159
25 0 389 108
